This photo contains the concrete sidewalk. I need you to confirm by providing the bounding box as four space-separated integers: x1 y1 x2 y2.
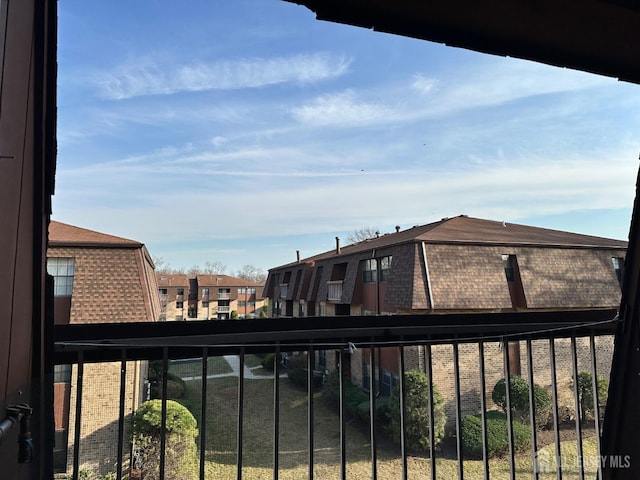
180 355 287 381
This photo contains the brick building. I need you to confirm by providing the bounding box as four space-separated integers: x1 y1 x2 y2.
48 221 161 475
263 215 627 421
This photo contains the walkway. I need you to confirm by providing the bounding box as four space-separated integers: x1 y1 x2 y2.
179 355 288 382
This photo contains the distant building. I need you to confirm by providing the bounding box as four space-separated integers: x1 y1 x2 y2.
156 273 265 320
195 274 265 319
263 215 627 419
48 221 161 475
156 273 190 321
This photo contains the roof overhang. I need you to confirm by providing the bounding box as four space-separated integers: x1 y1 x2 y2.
286 0 640 84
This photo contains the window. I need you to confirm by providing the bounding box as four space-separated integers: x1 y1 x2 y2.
47 257 75 296
381 370 399 397
249 287 256 294
380 255 392 281
363 363 370 392
202 301 209 307
54 364 72 383
177 288 184 295
502 254 515 282
202 287 209 295
238 300 246 307
238 287 246 294
363 258 377 283
159 288 167 295
318 350 327 369
612 257 624 287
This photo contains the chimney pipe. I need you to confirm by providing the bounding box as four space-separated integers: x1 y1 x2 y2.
296 250 300 263
395 225 401 233
335 236 341 254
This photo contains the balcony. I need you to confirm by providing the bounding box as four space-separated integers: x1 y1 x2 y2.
52 308 618 480
216 306 230 313
217 293 230 300
327 280 343 302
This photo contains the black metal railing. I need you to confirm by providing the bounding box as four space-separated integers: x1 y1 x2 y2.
52 308 619 480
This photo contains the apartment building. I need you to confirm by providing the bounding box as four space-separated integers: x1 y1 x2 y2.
48 221 161 475
264 215 627 418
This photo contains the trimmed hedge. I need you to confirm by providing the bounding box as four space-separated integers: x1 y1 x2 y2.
130 399 198 480
492 376 551 428
461 412 531 459
148 361 186 400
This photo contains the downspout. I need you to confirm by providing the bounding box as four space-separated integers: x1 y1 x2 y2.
421 242 434 311
372 249 379 314
421 242 434 373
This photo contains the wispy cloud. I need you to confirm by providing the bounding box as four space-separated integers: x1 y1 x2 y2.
97 53 351 100
291 90 394 126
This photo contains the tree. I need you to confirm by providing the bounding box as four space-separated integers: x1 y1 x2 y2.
203 260 226 274
346 226 380 244
386 370 447 451
186 265 201 279
152 255 166 271
236 264 266 284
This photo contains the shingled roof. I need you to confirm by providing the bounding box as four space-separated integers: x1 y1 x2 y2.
274 215 628 269
49 220 142 248
47 220 160 323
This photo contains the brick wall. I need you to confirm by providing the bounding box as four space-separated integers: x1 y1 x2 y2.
65 361 147 477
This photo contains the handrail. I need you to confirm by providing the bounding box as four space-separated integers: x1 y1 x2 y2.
53 309 618 364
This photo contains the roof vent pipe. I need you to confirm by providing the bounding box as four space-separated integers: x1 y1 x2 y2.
335 236 341 254
296 250 300 263
395 225 401 233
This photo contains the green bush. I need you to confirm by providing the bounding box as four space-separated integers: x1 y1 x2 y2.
575 371 609 421
262 352 276 371
356 396 391 429
492 376 551 428
322 371 369 418
130 399 198 480
148 361 187 400
286 368 324 390
386 370 447 452
461 413 531 459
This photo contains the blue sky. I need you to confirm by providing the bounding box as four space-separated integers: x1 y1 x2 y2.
54 0 640 274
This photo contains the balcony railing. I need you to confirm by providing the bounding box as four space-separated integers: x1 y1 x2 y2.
217 293 230 300
327 280 343 302
53 309 618 480
216 306 230 313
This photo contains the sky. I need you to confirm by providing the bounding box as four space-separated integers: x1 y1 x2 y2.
54 0 640 275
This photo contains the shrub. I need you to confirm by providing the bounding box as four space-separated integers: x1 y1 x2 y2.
492 376 551 428
386 370 447 452
148 361 187 400
461 413 531 459
321 371 369 418
287 368 324 390
130 399 198 480
356 396 391 429
575 371 609 421
261 352 276 371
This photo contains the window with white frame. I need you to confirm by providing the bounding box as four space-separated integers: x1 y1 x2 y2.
362 258 377 283
380 255 392 282
47 257 75 296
